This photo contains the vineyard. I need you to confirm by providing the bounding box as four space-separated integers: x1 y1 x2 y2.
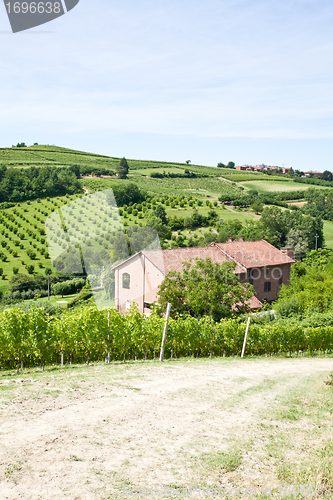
1 306 333 372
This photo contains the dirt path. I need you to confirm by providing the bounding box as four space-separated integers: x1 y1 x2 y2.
0 358 332 499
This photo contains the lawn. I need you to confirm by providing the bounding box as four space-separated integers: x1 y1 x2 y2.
0 357 332 499
323 220 333 249
242 180 328 193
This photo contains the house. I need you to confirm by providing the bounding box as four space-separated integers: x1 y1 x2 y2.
305 171 322 178
112 239 295 315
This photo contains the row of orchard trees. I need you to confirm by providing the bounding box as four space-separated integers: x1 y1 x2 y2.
1 306 333 372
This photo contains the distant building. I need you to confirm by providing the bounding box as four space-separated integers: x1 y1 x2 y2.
305 171 322 178
112 240 295 315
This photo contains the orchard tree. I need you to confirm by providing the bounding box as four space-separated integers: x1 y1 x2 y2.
158 258 254 321
154 204 168 225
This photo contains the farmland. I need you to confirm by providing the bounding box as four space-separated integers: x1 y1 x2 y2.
0 195 82 283
1 144 333 288
241 180 328 193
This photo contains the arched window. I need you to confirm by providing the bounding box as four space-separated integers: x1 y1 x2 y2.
122 273 130 289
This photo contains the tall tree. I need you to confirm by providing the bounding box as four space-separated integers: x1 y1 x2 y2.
117 157 129 179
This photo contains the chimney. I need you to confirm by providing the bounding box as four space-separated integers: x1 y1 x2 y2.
281 246 294 259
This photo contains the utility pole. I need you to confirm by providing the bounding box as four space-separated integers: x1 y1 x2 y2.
315 233 319 251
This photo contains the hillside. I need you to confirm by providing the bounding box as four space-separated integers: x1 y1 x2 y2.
0 144 333 292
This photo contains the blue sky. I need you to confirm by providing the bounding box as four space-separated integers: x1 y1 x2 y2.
0 0 332 170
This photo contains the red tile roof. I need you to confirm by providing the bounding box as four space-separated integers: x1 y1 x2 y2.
233 295 263 311
112 240 294 275
210 240 294 268
142 246 246 275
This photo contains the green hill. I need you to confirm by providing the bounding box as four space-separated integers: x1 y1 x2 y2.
0 144 332 289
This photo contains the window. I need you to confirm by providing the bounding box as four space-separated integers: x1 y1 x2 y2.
122 272 130 289
144 302 151 309
264 281 271 292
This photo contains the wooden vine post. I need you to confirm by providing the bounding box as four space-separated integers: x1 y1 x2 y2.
241 317 251 358
159 303 172 362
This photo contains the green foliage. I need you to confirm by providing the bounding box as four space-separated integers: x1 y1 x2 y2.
117 157 129 179
51 278 85 297
260 206 324 249
157 258 254 321
274 255 333 318
251 199 264 214
106 182 147 207
0 166 82 203
1 306 333 370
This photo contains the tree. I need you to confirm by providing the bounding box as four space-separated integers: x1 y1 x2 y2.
108 183 146 207
158 258 254 321
320 170 333 182
227 161 235 169
117 157 129 179
251 199 264 214
146 214 171 241
286 228 308 258
185 160 191 164
217 163 225 168
154 205 168 225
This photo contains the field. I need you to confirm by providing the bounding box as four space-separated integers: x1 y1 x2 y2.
323 221 333 249
0 357 332 499
241 180 326 193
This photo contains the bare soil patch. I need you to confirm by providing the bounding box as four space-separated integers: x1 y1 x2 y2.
0 357 332 499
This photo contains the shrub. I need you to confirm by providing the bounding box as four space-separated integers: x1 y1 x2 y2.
26 264 35 274
13 267 19 275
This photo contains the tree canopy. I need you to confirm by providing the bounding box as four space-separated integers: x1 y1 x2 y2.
157 258 254 321
117 157 129 179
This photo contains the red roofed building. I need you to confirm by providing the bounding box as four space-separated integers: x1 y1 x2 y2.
305 171 322 178
112 239 294 315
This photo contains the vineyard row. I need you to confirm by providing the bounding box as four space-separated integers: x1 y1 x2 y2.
1 307 333 372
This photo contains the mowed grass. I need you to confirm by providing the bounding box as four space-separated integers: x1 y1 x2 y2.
242 180 327 193
323 220 333 249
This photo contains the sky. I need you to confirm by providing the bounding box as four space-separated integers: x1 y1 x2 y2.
0 0 332 171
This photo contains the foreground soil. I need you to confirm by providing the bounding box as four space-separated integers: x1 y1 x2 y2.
0 357 332 499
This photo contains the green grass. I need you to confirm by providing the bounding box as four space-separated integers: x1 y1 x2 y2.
242 180 328 193
323 221 333 249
